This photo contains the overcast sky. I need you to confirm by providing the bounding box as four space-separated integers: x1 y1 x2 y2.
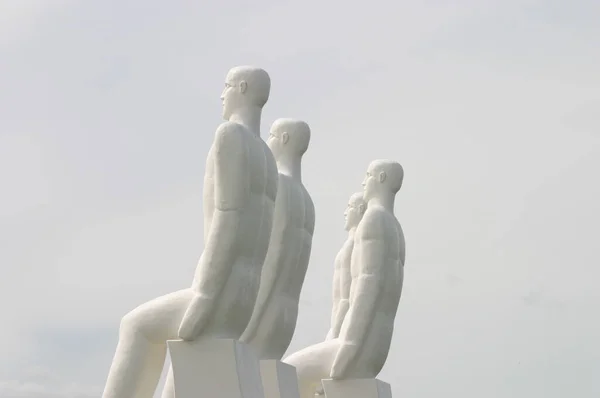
0 0 599 397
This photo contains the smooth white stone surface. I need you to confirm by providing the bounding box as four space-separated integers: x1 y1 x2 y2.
285 160 405 398
260 360 300 398
321 378 392 398
168 339 265 398
241 119 315 360
101 66 277 398
325 192 366 341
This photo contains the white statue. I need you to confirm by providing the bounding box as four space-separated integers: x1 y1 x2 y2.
240 118 315 360
325 192 366 341
102 65 278 398
283 160 405 398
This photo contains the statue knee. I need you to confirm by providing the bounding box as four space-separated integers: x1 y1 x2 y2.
119 310 143 337
288 359 309 384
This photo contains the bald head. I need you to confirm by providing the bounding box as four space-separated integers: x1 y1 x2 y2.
268 118 311 159
222 66 271 119
362 159 404 203
348 192 366 209
367 159 404 194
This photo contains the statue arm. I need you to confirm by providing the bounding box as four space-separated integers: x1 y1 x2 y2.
325 261 341 340
331 215 385 378
178 123 248 340
329 298 350 340
240 249 279 342
329 248 353 339
241 186 286 342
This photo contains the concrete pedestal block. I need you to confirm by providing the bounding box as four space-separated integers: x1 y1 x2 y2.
259 360 300 398
167 339 265 398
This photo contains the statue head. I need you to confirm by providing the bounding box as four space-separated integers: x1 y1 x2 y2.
362 160 404 202
344 192 366 231
267 118 311 161
221 66 271 120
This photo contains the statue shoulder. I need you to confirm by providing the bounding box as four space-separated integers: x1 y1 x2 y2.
215 121 246 134
214 122 246 152
358 207 388 240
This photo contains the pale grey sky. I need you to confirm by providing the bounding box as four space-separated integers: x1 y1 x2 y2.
0 0 599 397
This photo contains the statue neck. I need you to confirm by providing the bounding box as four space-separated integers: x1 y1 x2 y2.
229 106 262 137
276 155 302 182
347 227 358 238
368 194 395 213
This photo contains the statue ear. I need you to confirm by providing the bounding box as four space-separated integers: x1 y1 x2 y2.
239 80 248 93
358 203 366 214
378 171 387 183
282 131 289 144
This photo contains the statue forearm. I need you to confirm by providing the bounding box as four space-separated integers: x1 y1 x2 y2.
340 275 380 345
332 299 350 335
179 209 241 340
192 209 241 297
329 267 341 323
330 275 381 378
240 251 280 341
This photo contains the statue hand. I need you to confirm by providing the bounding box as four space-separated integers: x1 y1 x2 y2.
330 341 358 379
177 317 198 341
177 294 212 341
315 384 325 395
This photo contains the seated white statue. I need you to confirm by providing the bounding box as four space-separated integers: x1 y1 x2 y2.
101 65 278 398
325 192 367 341
283 160 406 398
240 118 315 360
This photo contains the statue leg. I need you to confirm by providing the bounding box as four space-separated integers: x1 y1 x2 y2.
284 340 339 398
102 289 194 398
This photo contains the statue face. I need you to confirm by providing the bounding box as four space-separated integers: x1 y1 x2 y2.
221 70 248 120
267 128 284 159
362 167 378 202
344 200 364 231
220 79 237 120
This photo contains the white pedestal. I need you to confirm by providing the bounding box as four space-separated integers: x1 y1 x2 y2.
321 378 392 398
259 360 300 398
167 339 265 398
